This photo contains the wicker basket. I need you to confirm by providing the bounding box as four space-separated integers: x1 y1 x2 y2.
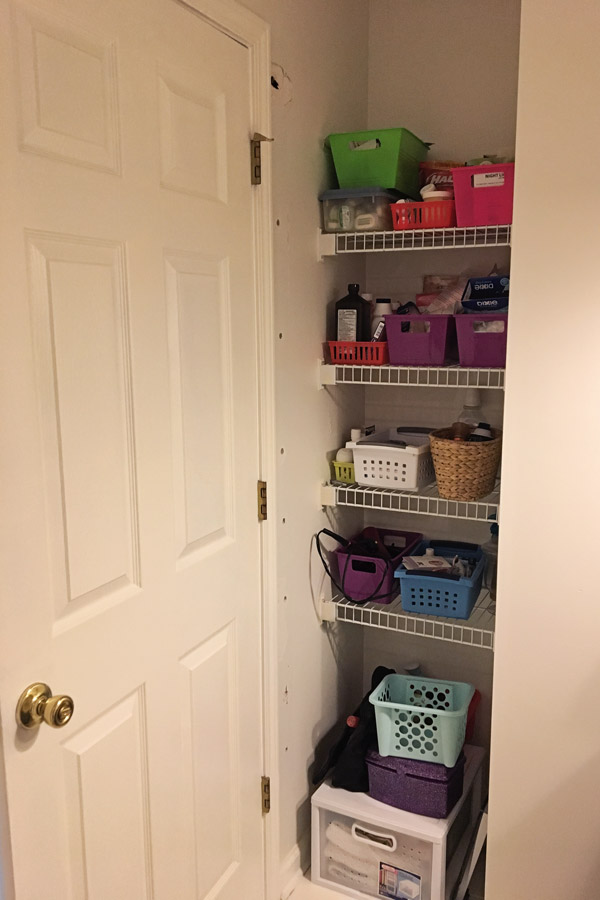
429 425 502 501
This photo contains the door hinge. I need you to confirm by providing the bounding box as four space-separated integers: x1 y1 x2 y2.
257 480 267 521
250 133 273 185
261 775 271 814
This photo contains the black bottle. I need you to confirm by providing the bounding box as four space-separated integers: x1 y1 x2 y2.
335 284 371 342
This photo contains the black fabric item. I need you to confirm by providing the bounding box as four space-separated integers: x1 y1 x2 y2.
312 666 394 792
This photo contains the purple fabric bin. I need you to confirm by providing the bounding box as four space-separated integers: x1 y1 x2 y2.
335 528 422 604
366 749 465 818
385 315 457 366
455 313 508 367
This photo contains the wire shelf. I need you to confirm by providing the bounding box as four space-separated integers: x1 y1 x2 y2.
334 226 511 254
320 363 505 389
326 482 500 523
334 591 495 650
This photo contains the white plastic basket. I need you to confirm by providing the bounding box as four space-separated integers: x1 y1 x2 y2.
351 429 435 492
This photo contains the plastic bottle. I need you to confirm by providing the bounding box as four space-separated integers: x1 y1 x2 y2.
371 298 393 338
457 388 485 427
335 447 353 464
482 523 499 600
335 284 371 343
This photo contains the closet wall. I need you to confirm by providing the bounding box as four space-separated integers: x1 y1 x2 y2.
487 0 600 895
358 0 522 755
237 0 523 888
239 0 369 888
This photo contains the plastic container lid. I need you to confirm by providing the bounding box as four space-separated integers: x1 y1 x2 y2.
423 190 453 201
318 186 402 201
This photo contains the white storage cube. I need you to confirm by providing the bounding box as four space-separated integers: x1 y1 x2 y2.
351 429 435 492
311 745 484 900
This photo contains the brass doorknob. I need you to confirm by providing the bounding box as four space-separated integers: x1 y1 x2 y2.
16 682 74 729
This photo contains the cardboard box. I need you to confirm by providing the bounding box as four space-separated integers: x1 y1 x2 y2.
461 276 509 313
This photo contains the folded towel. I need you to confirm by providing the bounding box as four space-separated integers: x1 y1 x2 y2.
325 818 426 892
324 842 379 876
327 860 377 894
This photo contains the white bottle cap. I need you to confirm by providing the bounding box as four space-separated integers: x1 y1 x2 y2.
350 429 362 442
425 547 435 557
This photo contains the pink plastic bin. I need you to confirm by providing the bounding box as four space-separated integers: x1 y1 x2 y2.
455 314 508 367
336 528 422 605
385 315 457 366
451 163 514 227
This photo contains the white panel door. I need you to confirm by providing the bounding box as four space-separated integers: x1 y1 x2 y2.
0 1 265 899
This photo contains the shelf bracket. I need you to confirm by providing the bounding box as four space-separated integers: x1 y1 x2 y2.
319 363 337 387
318 231 336 260
320 483 337 507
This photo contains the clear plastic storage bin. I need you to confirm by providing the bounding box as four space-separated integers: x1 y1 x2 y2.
320 187 400 233
311 746 485 900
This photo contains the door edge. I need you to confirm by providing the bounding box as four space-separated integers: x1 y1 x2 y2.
176 4 279 900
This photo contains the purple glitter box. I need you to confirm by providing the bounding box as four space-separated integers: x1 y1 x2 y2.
366 749 465 818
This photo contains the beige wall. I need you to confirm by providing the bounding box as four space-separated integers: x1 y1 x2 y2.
487 0 600 897
238 0 369 887
367 0 521 160
363 0 522 770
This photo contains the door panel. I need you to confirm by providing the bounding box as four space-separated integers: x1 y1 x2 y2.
0 1 264 898
62 689 153 900
13 6 121 172
165 252 234 559
180 624 241 899
27 233 139 615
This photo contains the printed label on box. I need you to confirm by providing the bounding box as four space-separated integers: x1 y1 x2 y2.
379 862 421 900
472 171 505 188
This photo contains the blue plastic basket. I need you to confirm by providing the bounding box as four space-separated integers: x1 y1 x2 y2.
395 540 484 620
370 674 474 767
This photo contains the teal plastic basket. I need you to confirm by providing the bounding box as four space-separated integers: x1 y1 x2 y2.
327 128 429 199
369 674 474 767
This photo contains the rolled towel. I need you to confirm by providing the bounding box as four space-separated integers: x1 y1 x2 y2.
324 842 379 877
327 860 377 894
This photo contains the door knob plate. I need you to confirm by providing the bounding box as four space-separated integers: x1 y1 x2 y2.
16 682 74 729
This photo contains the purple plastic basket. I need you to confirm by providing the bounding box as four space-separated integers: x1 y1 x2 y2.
366 749 465 818
455 313 508 367
385 315 457 366
335 528 422 605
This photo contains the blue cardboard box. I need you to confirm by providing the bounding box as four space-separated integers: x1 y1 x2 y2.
461 275 509 313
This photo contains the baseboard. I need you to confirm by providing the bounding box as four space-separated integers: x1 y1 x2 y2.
280 829 311 900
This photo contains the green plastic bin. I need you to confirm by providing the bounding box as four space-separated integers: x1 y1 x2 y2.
327 128 429 199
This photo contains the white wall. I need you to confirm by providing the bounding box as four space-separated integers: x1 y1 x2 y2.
238 0 370 889
487 1 600 897
361 0 522 766
367 0 521 160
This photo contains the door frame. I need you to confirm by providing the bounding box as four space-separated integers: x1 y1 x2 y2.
0 1 279 899
162 4 280 899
